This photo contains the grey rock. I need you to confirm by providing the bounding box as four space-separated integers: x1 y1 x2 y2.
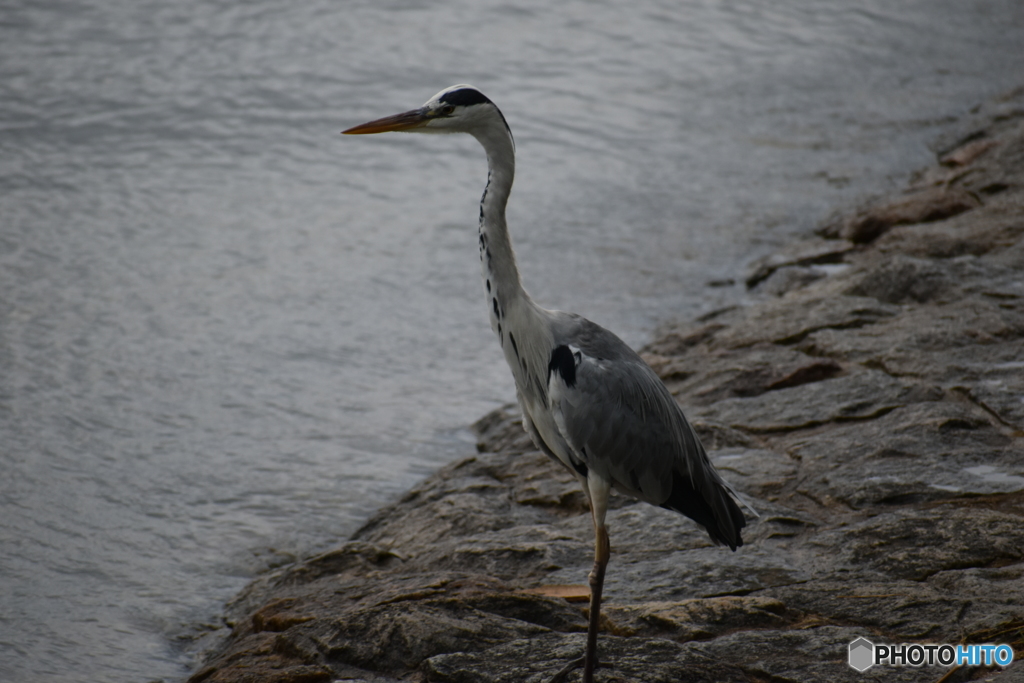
807 504 1024 580
754 264 827 296
829 185 981 244
281 600 551 672
844 254 955 304
745 238 855 288
710 294 900 348
690 626 942 683
773 401 1024 508
423 632 750 683
693 370 941 433
647 342 842 406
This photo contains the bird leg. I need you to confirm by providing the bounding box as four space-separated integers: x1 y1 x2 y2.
548 523 610 683
580 474 612 682
550 475 611 683
583 524 610 682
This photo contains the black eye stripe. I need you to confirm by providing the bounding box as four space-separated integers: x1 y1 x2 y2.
439 88 492 107
436 87 514 149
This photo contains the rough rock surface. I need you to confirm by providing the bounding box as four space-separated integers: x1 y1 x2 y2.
189 95 1024 682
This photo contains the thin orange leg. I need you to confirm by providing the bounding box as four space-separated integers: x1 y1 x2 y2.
583 524 609 682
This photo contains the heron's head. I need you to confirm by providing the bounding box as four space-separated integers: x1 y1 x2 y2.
342 84 512 145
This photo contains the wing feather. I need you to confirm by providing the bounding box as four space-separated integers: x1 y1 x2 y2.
547 316 748 549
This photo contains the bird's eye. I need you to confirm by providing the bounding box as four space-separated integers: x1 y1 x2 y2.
441 104 455 115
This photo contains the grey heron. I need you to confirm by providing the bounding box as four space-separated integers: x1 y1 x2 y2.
343 85 750 682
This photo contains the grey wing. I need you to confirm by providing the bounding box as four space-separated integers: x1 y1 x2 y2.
547 336 747 549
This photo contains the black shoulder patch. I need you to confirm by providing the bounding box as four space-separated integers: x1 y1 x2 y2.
440 88 491 107
548 345 576 388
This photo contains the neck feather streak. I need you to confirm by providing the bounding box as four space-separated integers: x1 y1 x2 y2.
475 127 522 307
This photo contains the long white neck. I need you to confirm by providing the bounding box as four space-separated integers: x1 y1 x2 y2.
470 122 552 402
472 124 522 308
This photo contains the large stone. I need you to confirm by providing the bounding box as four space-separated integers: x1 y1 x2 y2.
648 342 842 406
709 294 900 349
832 186 981 243
745 238 855 288
807 501 1024 581
693 370 941 434
423 631 750 683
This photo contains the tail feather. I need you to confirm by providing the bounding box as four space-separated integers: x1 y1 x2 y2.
660 469 747 550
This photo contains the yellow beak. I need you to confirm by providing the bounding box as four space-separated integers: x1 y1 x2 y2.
341 108 429 135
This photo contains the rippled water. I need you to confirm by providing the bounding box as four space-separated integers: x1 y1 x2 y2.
1 1 1021 680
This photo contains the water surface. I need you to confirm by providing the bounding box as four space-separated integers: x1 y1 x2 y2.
1 1 1021 680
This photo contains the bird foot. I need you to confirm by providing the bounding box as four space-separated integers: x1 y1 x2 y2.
549 656 585 683
549 655 609 683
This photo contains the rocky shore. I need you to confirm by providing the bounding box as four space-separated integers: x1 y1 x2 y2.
189 91 1024 683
